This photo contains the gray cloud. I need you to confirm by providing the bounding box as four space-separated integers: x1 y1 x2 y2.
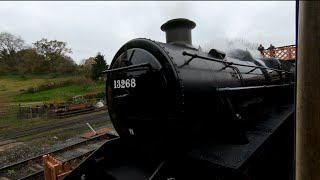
0 1 295 64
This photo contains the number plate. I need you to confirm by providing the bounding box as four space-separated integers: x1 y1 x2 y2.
113 78 136 89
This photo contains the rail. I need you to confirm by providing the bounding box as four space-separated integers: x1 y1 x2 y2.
216 83 294 92
182 51 291 74
103 63 153 73
0 110 108 146
0 132 117 180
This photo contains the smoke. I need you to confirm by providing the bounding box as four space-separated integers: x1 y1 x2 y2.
149 2 263 61
132 2 196 43
200 37 262 59
158 2 195 21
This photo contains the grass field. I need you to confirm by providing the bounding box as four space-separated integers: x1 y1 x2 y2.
0 74 105 104
14 84 105 103
0 75 72 103
0 74 106 127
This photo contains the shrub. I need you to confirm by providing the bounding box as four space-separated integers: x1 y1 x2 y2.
19 89 26 93
72 76 94 85
0 85 7 91
83 93 98 99
26 86 35 93
96 92 106 99
18 74 28 80
21 76 94 94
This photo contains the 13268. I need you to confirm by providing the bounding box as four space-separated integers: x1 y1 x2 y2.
114 78 136 89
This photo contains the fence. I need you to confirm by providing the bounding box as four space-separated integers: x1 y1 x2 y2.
17 105 57 119
0 97 107 124
260 45 296 61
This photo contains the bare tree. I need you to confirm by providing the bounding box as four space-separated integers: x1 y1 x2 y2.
0 32 25 59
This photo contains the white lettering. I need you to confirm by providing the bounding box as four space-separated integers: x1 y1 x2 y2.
114 78 136 89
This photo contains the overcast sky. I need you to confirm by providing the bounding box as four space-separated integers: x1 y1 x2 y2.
0 1 296 64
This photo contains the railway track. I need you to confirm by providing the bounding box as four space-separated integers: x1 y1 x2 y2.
0 111 110 146
56 107 107 119
0 132 117 180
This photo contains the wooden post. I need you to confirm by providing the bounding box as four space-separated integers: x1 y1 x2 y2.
57 162 72 179
72 159 79 168
43 154 78 180
287 46 292 60
296 1 320 180
43 155 51 180
270 49 275 58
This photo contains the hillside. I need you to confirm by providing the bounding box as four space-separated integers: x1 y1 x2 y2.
0 75 105 105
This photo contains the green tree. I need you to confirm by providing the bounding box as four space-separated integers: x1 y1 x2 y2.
15 48 48 74
33 38 72 72
91 53 108 81
79 57 95 78
33 38 72 61
55 55 77 74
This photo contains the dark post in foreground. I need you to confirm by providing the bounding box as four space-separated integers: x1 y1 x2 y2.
296 1 320 179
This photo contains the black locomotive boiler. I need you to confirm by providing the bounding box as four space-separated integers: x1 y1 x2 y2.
65 19 294 180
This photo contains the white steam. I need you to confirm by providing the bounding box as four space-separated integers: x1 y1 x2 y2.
199 37 263 58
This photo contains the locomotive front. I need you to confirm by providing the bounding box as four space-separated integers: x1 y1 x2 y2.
106 37 181 152
106 18 293 156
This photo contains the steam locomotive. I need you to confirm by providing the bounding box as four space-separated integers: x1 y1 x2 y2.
65 19 294 180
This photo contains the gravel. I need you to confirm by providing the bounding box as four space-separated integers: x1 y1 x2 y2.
0 120 114 168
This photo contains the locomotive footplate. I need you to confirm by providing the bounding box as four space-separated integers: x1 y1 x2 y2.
185 103 294 179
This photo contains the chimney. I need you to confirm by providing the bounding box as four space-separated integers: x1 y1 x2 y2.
161 18 196 47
